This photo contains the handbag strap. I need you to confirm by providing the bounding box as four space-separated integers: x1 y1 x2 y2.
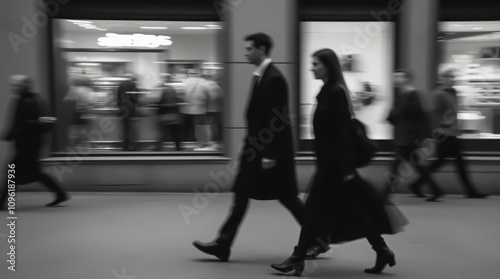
339 85 356 119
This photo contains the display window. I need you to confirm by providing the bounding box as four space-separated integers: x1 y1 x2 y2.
51 19 224 153
439 21 500 139
299 21 395 141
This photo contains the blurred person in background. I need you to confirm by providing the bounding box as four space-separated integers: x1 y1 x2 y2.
116 73 140 151
203 71 223 150
64 76 92 147
408 69 488 199
182 69 210 151
1 75 69 210
156 75 183 151
386 70 443 201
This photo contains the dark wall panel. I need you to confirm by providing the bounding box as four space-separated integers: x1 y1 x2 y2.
52 0 219 21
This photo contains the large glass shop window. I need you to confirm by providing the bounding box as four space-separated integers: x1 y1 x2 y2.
52 19 224 153
439 21 500 139
300 22 395 140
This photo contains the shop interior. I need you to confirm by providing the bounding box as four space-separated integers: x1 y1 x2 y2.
300 21 395 140
53 19 224 152
439 21 500 138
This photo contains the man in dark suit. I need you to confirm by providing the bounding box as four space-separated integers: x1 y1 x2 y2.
408 69 488 199
116 73 140 151
386 70 443 201
192 33 305 261
1 75 68 210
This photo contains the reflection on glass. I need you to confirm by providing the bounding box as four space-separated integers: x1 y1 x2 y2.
439 21 500 138
53 19 225 152
300 22 395 140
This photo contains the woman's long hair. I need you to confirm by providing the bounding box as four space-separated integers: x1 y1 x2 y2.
312 48 354 113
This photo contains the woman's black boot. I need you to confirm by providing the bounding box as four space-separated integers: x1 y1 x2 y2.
364 247 396 274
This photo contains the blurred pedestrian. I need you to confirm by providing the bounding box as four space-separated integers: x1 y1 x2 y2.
408 69 488 199
386 70 443 201
1 75 69 209
116 73 140 151
156 75 183 151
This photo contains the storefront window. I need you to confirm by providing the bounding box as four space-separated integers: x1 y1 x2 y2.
300 22 395 141
52 19 224 153
439 21 500 139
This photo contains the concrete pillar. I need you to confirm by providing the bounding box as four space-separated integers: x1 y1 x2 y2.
0 0 52 159
400 0 438 110
224 0 298 159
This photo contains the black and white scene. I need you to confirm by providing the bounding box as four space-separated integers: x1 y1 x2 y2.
0 0 499 279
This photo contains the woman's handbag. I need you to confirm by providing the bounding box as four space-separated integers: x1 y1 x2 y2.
342 86 379 168
351 117 379 168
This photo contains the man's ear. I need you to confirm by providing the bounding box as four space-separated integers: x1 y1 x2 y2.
258 45 267 55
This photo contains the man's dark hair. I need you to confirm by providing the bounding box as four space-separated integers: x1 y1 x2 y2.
395 69 413 81
244 33 273 55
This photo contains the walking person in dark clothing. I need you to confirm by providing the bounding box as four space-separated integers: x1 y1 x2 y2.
386 70 444 201
192 33 305 261
156 76 183 151
408 69 488 199
117 73 140 151
1 75 68 210
271 49 407 276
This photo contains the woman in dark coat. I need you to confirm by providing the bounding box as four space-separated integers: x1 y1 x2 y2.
271 49 407 275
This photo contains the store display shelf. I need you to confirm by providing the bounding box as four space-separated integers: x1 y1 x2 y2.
471 103 500 107
467 80 500 83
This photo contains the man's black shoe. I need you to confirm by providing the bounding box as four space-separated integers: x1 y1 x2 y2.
192 241 230 262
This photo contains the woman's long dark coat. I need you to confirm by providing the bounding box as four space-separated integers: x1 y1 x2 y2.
311 83 408 243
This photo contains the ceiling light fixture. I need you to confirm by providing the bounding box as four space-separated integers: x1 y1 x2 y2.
181 27 207 30
97 33 173 48
67 20 93 24
140 27 168 29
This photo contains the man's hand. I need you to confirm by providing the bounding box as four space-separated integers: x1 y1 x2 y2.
262 158 276 170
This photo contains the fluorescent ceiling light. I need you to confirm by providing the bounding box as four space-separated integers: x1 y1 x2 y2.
77 63 101 66
181 27 207 30
451 24 463 27
473 27 484 30
140 26 168 29
204 24 221 28
68 20 93 24
97 33 172 48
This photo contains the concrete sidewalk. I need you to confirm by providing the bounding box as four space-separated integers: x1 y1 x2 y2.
0 192 498 279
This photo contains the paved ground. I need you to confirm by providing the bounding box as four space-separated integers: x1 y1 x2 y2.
0 192 499 279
